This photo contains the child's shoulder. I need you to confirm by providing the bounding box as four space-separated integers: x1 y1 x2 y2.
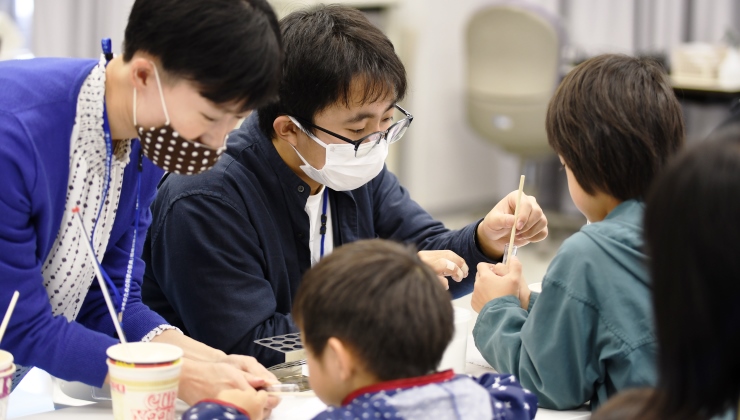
542 202 649 304
313 374 537 420
552 201 645 273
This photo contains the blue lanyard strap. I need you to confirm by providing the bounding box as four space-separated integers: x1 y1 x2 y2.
319 188 329 259
93 96 142 324
87 37 141 324
89 51 120 313
120 153 143 321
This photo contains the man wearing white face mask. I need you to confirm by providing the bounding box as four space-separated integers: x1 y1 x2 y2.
142 4 549 367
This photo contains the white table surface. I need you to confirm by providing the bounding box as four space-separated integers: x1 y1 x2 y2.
17 335 590 420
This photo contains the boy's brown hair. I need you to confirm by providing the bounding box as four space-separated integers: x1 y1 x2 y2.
546 54 685 200
292 239 454 381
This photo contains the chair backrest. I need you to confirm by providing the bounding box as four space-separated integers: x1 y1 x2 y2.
466 1 564 157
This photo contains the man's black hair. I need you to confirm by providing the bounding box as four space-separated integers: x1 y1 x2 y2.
258 4 407 138
124 0 282 112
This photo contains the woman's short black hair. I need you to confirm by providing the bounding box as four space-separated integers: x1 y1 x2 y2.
123 0 282 112
293 239 454 382
644 129 740 419
546 54 685 201
258 4 407 138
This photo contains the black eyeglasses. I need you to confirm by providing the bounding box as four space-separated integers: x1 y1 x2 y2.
290 104 413 157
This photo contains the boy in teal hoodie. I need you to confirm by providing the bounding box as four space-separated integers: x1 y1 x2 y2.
470 54 685 410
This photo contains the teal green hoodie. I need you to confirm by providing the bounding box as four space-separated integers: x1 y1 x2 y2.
473 200 657 410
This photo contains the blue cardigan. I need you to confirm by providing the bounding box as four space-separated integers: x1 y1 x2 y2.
0 58 167 386
142 113 496 366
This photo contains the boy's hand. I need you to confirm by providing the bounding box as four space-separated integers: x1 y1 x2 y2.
417 250 469 290
488 260 532 311
476 191 548 260
471 257 524 313
217 354 281 415
214 388 269 420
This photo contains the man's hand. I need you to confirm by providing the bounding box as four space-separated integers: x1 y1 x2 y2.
177 359 280 418
471 256 524 313
476 191 548 260
218 354 279 385
417 250 469 290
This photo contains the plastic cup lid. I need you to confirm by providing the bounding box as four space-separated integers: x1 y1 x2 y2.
106 342 183 365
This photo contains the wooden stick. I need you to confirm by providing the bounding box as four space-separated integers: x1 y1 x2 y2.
72 207 127 344
506 175 526 266
0 290 19 345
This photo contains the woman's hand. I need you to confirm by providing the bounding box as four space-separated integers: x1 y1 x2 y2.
218 354 279 385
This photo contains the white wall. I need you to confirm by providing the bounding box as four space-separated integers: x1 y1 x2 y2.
32 0 133 58
566 0 634 56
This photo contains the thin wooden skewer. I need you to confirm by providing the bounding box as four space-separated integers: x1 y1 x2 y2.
0 290 19 345
506 175 526 266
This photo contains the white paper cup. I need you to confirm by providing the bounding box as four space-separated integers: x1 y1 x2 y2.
0 350 15 420
438 307 472 373
106 343 183 420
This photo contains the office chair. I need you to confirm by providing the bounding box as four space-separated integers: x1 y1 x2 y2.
465 1 564 158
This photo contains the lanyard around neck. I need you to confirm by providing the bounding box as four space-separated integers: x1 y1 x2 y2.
319 187 329 259
82 38 143 325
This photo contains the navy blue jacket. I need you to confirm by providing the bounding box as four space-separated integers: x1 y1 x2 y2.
142 114 495 366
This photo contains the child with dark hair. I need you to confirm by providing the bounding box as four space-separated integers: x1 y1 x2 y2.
0 0 282 411
184 239 539 420
470 54 685 410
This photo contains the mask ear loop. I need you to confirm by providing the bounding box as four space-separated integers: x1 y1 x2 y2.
149 61 171 126
132 88 138 127
288 116 330 148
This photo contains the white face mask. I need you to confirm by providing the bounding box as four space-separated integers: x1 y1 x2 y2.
289 116 388 191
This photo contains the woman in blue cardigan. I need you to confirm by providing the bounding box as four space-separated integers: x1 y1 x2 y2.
0 0 282 410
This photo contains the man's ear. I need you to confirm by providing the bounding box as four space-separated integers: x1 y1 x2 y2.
273 115 301 147
128 57 157 92
326 337 356 382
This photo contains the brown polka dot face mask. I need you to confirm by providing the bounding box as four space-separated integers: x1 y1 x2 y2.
133 64 226 175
